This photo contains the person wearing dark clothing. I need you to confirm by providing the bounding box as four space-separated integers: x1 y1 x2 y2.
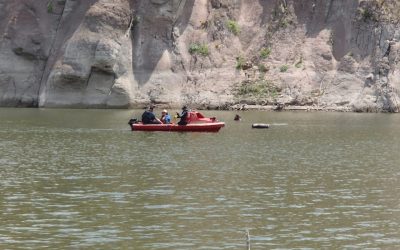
176 106 189 125
142 106 161 124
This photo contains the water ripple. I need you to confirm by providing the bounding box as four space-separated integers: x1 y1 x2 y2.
1 110 400 248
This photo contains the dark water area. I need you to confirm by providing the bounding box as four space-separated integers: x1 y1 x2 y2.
1 108 400 249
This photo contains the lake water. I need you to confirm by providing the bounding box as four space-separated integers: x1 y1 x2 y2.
1 108 400 249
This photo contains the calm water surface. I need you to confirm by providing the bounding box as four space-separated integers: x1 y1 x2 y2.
1 108 400 249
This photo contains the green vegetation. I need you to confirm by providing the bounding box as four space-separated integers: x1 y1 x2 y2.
47 0 53 13
235 79 279 98
188 43 209 56
280 65 289 72
13 47 24 55
260 48 271 59
236 56 245 69
360 7 376 22
226 20 240 36
280 19 289 28
295 57 303 68
132 15 140 27
128 15 140 30
258 64 268 73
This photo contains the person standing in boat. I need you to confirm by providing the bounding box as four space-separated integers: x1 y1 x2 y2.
176 106 189 125
141 106 162 124
160 109 171 124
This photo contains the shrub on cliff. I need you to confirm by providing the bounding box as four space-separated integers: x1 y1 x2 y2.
359 7 376 22
189 43 209 56
260 48 271 59
47 0 53 13
236 56 245 69
280 65 288 72
226 20 240 35
235 79 280 99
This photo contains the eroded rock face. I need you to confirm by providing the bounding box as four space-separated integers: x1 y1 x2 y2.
39 0 132 107
0 0 63 106
0 0 399 111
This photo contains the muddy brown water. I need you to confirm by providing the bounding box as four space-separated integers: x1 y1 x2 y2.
1 108 400 249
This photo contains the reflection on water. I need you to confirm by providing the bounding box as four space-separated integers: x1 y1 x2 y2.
1 108 400 249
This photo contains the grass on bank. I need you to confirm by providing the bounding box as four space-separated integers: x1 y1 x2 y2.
235 79 280 98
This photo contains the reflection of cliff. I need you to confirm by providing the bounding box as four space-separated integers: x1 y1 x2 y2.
0 0 399 112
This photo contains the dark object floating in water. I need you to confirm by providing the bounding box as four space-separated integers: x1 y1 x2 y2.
234 114 241 121
252 123 270 129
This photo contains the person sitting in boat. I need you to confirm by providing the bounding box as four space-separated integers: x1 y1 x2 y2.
176 106 189 125
141 106 162 124
160 109 171 124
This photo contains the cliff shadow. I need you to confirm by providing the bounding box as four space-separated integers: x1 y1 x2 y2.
39 0 98 93
292 0 360 60
130 0 195 86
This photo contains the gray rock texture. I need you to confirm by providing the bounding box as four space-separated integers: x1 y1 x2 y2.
0 0 400 111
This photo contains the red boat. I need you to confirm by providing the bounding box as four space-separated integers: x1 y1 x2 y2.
129 111 225 132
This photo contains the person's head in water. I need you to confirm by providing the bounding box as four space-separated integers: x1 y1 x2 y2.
234 114 241 121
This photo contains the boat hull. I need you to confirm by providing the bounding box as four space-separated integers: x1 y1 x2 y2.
130 122 225 132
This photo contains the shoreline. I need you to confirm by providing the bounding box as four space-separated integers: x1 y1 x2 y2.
0 104 397 113
228 104 352 112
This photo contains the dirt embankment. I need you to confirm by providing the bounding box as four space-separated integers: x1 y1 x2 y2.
0 0 399 112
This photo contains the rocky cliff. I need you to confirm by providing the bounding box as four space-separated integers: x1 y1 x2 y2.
1 0 400 111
